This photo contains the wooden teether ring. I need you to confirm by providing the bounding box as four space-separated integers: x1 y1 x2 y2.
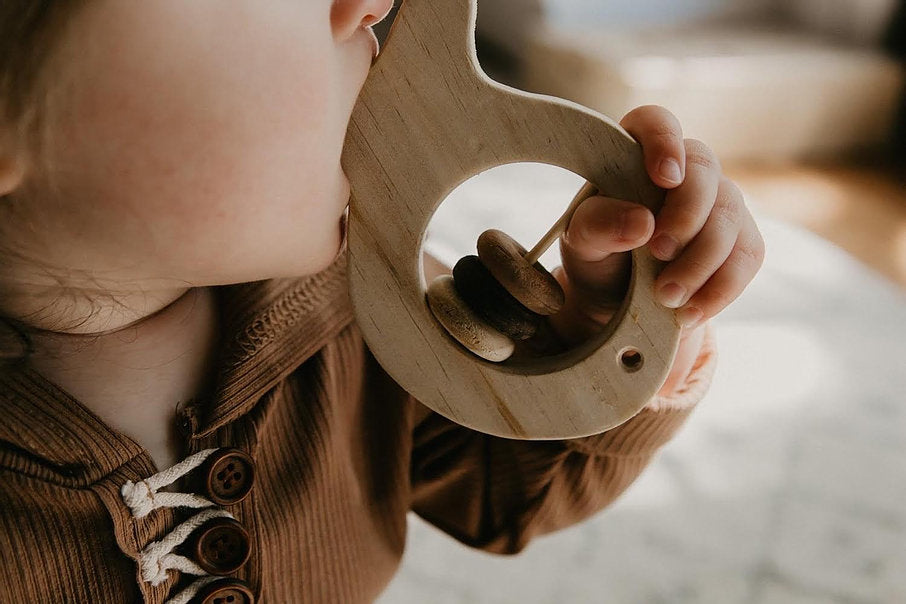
341 0 682 439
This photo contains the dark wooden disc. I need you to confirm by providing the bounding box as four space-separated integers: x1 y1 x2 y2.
452 255 541 341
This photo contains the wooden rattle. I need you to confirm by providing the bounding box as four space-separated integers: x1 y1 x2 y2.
341 0 682 440
426 181 597 362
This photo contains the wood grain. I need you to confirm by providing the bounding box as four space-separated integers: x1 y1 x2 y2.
341 0 682 439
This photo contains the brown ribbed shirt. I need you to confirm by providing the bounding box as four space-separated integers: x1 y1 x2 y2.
0 249 716 603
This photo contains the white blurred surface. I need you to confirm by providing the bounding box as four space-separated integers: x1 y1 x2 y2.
478 0 899 50
377 162 906 604
521 25 904 161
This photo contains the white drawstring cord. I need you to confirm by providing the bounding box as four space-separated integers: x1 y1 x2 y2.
120 448 242 603
139 507 234 586
121 449 219 518
164 576 220 604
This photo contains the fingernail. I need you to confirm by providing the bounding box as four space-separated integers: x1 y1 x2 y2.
651 234 680 261
659 158 683 184
677 306 703 328
658 282 686 308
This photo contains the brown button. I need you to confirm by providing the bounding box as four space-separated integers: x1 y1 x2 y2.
186 517 251 576
190 577 254 604
200 448 255 506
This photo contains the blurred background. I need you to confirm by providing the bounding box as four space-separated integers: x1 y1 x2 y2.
373 1 906 602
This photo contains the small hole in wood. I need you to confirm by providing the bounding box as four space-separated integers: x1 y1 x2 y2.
619 348 644 373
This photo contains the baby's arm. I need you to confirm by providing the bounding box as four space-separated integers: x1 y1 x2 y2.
410 276 715 554
409 106 760 552
409 330 715 554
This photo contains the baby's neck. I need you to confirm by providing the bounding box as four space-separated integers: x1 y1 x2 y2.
24 287 222 470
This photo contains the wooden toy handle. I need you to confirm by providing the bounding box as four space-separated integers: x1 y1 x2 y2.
341 0 682 439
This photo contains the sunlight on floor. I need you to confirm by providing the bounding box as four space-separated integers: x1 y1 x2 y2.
741 173 849 227
729 163 906 290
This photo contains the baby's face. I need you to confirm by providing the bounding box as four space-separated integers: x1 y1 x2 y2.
14 0 392 289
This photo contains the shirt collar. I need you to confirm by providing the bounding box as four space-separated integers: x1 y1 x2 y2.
187 249 354 437
0 245 355 484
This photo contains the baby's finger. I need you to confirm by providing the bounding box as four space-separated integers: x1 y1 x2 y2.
561 195 655 263
649 140 723 262
620 105 686 188
558 196 654 304
678 215 765 328
547 265 621 345
654 177 747 309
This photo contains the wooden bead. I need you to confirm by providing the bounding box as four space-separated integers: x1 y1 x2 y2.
477 229 565 315
452 255 541 341
426 275 515 362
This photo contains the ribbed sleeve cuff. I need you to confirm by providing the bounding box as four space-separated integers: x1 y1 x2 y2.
562 323 718 458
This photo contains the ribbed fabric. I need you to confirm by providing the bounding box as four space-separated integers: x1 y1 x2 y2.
0 247 716 603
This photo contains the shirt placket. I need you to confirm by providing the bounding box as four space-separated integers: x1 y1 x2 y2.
93 437 259 603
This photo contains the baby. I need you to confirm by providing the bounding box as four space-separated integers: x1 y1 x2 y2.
0 1 763 603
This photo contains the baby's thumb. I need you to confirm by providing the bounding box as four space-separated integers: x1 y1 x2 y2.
554 197 654 321
560 196 654 262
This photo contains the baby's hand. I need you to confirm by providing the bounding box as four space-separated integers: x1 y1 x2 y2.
548 105 764 394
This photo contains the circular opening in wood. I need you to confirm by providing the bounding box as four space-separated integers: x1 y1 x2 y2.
422 163 634 375
422 163 574 283
619 347 644 373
